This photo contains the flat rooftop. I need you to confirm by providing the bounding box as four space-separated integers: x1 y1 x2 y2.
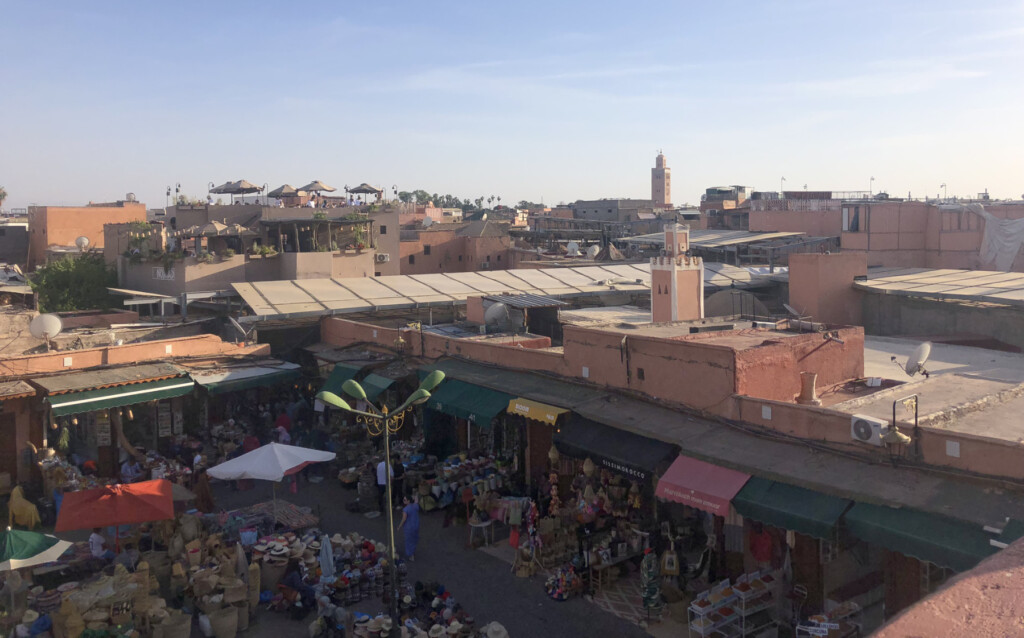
836 336 1024 442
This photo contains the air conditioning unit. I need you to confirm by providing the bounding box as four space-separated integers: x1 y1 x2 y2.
480 262 490 269
851 414 889 447
375 253 390 263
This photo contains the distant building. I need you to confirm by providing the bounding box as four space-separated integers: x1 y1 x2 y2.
400 220 511 274
571 198 661 223
28 200 147 270
0 219 29 269
651 151 671 206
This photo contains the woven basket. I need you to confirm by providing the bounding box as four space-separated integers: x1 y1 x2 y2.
208 606 238 638
233 602 249 631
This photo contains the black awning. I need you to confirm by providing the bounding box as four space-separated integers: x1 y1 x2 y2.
554 415 678 482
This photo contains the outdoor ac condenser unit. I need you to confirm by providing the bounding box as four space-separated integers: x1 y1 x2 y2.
850 414 888 447
376 254 390 263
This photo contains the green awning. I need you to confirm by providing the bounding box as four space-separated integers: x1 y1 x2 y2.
733 477 851 540
426 379 512 426
844 502 998 572
48 377 195 417
193 363 301 395
321 363 363 396
361 374 395 401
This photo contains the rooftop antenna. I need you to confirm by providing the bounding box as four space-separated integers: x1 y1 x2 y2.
75 236 91 252
30 314 64 351
891 341 932 378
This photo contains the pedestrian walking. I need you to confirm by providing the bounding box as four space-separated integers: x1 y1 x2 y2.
397 495 420 561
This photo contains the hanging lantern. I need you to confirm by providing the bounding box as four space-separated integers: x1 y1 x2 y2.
71 417 78 426
582 457 595 477
125 407 134 420
547 445 560 466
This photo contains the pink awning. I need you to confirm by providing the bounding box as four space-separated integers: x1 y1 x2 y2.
656 455 751 515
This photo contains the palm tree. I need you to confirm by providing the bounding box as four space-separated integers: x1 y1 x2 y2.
0 186 7 209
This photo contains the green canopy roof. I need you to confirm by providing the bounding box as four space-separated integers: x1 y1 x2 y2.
47 377 195 417
426 378 512 426
361 373 395 401
844 502 998 572
733 477 852 540
321 363 363 396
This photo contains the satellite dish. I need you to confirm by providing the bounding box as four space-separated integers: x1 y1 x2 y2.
902 342 932 377
30 314 64 340
566 241 580 257
586 245 600 259
484 302 510 327
783 303 802 317
422 217 434 228
75 236 90 251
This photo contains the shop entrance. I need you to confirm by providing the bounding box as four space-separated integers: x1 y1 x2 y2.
0 413 16 479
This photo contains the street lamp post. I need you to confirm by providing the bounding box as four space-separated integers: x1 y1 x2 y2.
316 370 445 618
870 176 875 197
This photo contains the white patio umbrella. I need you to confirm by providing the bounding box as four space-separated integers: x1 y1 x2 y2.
207 443 335 481
207 443 336 515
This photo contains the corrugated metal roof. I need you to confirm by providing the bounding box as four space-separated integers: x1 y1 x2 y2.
481 293 567 308
31 362 187 395
621 229 806 248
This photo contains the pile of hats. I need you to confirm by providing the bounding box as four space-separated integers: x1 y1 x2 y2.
544 565 581 601
27 583 64 614
324 532 401 605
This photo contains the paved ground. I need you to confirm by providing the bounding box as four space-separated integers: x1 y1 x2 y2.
212 478 649 638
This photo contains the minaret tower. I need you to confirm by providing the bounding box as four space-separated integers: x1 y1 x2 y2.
651 150 672 207
651 224 704 323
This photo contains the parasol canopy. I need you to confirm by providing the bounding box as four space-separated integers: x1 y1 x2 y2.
170 483 196 502
268 184 299 198
211 180 262 195
348 183 382 195
177 221 257 238
55 479 175 532
299 180 336 193
207 443 335 482
0 529 73 571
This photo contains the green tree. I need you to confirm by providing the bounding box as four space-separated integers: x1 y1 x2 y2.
30 254 117 313
0 186 7 208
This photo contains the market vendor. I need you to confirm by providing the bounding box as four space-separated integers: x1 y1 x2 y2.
120 457 144 483
89 528 115 561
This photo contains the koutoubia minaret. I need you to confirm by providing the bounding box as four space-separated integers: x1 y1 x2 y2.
651 150 671 207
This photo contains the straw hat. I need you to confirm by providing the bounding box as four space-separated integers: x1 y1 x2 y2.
446 621 462 635
21 610 39 625
309 540 321 550
331 533 345 545
428 626 445 638
483 622 509 638
381 618 394 631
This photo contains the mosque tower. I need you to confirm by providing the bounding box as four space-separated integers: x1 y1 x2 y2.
651 224 704 323
651 151 671 207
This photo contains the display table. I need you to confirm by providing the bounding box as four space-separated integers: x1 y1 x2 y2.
589 552 638 593
468 520 494 547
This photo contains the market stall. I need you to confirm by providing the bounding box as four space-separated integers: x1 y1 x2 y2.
35 363 195 480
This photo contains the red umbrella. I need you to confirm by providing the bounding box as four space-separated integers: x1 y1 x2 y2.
55 479 175 533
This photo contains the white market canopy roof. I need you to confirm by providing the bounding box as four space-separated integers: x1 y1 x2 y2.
206 443 335 482
854 267 1024 308
232 263 775 320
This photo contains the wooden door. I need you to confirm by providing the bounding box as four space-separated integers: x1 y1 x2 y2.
0 413 17 479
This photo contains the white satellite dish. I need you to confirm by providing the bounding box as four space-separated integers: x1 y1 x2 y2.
892 341 932 378
75 236 91 251
422 217 434 228
586 245 600 259
483 302 510 327
566 241 580 257
30 314 64 340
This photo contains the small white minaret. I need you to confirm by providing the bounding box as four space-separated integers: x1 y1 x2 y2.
650 224 704 323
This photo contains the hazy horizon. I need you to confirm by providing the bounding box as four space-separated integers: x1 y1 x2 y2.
1 1 1022 210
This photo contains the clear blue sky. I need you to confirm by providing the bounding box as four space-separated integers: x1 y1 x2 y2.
1 1 1022 210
